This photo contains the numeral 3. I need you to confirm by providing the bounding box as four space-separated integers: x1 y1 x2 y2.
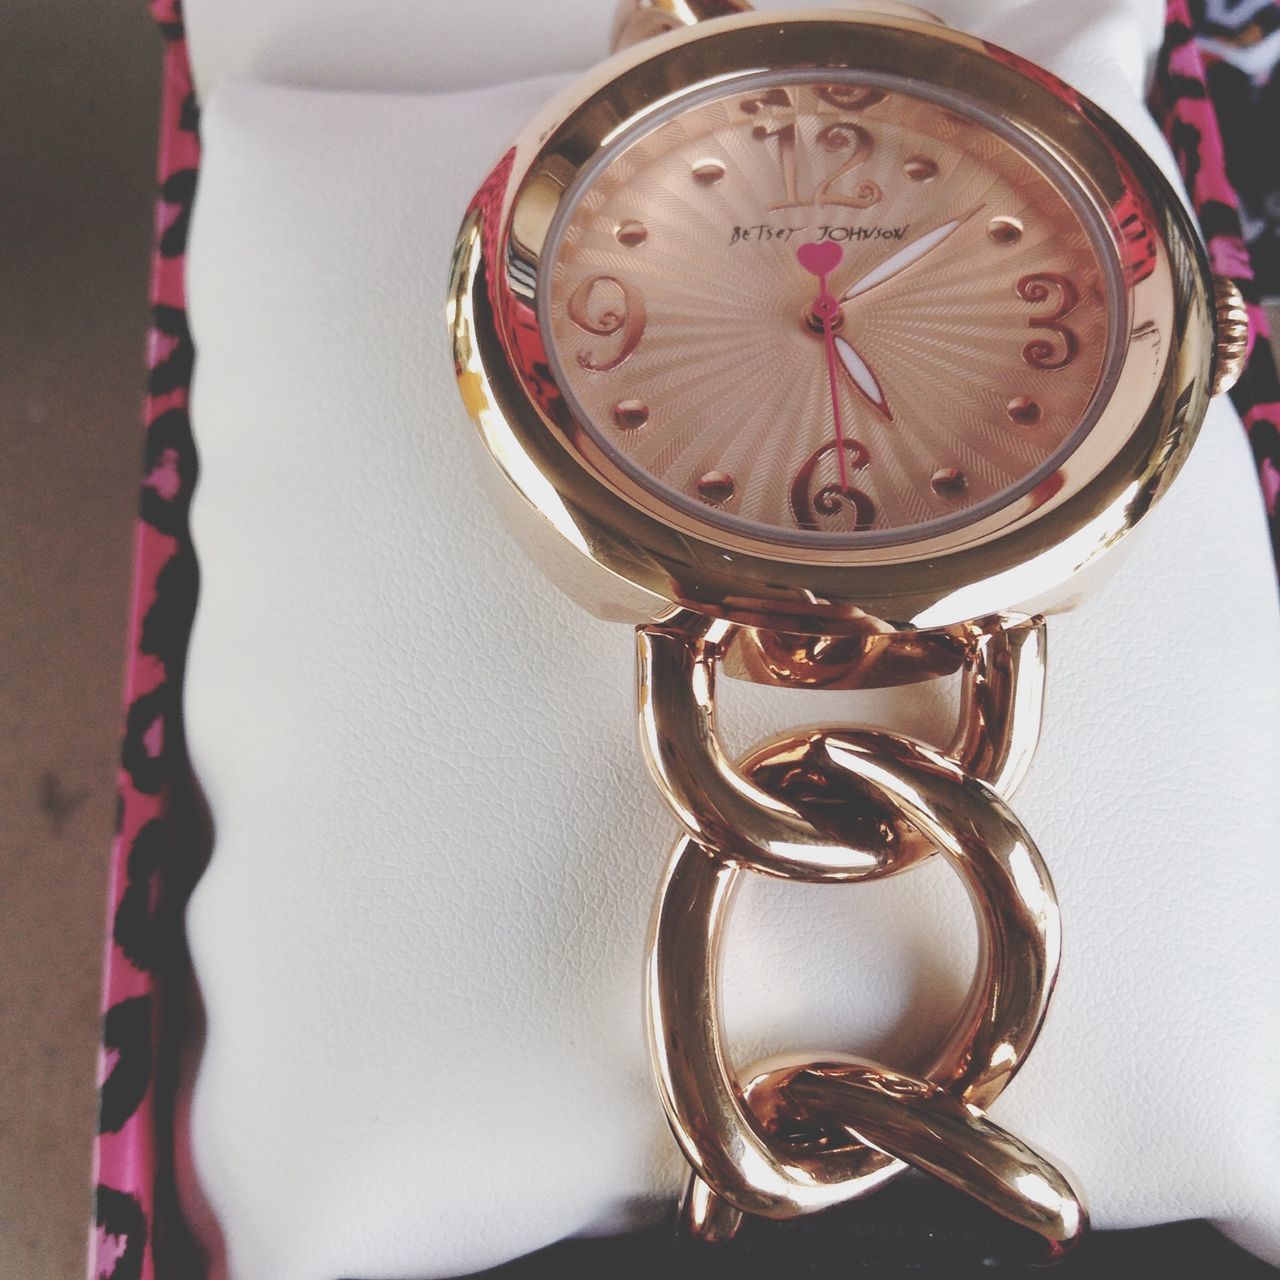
1017 273 1079 371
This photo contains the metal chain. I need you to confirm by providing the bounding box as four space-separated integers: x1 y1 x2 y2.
636 610 1086 1256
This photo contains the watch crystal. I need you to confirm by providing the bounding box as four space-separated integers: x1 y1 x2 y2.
541 74 1122 548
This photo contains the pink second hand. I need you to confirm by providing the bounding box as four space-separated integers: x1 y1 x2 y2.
819 282 850 493
797 241 851 493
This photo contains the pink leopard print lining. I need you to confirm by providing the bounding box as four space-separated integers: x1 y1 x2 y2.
91 3 205 1276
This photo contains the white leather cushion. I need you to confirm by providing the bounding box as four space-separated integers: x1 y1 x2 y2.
182 0 1165 103
181 6 1280 1280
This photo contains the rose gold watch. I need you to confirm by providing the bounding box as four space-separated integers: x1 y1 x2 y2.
449 0 1247 1257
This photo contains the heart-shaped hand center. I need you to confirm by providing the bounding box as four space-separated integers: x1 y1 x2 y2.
797 240 845 280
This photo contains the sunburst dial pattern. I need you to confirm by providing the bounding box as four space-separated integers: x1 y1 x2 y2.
543 78 1115 546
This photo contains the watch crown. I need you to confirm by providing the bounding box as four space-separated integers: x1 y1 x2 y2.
1211 275 1249 396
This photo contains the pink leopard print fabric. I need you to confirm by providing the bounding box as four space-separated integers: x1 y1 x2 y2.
89 3 1280 1277
91 4 206 1277
1153 0 1280 566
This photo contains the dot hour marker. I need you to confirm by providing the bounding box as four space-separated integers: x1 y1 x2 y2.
616 221 648 248
1007 395 1042 426
817 84 887 111
931 467 967 499
613 400 649 431
692 159 726 186
988 216 1023 246
904 156 938 182
697 471 735 504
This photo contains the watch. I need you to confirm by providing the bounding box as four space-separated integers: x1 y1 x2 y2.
448 0 1248 1259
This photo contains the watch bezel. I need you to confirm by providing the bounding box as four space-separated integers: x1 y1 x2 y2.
449 9 1214 633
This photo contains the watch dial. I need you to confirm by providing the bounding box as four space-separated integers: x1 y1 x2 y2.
539 74 1123 548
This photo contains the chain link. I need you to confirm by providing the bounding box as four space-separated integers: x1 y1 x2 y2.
637 611 1086 1256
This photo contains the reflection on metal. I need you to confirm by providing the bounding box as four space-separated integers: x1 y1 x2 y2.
612 0 754 53
639 612 1085 1254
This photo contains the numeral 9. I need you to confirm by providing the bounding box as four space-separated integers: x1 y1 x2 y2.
567 275 647 371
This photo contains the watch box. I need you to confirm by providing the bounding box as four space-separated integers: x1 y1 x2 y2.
92 3 1280 1278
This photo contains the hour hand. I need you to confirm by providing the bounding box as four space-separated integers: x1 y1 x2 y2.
834 334 892 421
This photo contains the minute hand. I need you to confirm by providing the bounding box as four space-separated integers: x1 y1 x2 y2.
841 209 978 303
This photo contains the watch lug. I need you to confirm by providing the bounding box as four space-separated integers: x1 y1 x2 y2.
611 0 753 53
612 0 948 50
1211 275 1249 396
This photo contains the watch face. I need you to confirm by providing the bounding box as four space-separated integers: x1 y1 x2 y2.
538 72 1126 550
